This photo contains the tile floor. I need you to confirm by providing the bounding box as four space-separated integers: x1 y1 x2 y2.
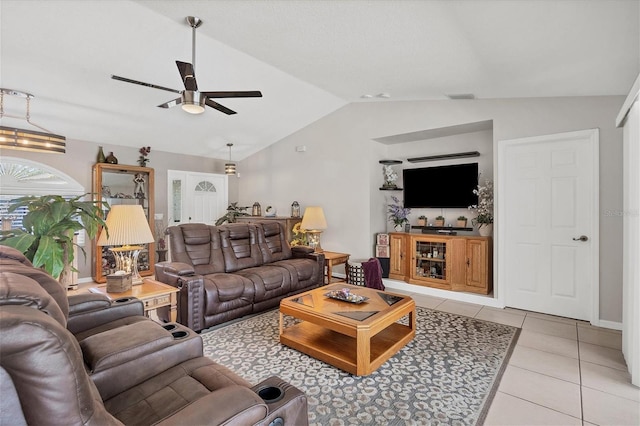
391 289 640 426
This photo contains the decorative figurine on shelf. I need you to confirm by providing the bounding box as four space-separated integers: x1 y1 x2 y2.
265 205 276 217
291 201 300 218
382 165 398 189
133 173 146 199
105 151 118 164
138 146 151 167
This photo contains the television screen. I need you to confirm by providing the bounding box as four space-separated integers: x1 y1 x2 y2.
403 163 478 208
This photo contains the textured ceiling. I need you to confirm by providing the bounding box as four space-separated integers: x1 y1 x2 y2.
1 0 638 160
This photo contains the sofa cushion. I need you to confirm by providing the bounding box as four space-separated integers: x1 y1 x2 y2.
168 224 225 275
0 272 67 327
257 222 293 263
80 321 173 373
272 258 321 291
219 224 263 272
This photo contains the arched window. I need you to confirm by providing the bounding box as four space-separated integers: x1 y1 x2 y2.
0 156 85 239
195 181 217 192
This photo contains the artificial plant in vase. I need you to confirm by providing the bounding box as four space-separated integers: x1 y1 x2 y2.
215 202 250 225
469 179 494 235
0 194 108 284
387 195 411 231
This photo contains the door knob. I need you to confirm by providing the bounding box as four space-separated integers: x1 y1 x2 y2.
572 235 589 242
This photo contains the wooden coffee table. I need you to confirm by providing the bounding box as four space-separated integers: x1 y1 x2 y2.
279 283 416 376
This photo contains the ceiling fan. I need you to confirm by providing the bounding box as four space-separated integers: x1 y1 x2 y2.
111 16 262 115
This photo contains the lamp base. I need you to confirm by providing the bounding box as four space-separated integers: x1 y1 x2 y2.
109 246 144 284
306 230 324 253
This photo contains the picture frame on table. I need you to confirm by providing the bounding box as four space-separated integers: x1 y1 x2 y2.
376 233 389 246
376 244 390 258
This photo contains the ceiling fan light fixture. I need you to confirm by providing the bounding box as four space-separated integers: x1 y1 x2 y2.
181 91 206 114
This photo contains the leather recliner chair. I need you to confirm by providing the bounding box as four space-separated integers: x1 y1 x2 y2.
0 246 308 425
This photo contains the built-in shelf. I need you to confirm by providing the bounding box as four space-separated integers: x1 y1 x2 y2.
379 187 403 191
379 159 402 165
410 225 474 234
407 151 480 163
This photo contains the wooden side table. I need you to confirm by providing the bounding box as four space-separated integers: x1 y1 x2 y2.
89 279 179 322
322 251 350 284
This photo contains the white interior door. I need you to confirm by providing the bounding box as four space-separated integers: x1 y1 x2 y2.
498 129 599 321
168 170 228 225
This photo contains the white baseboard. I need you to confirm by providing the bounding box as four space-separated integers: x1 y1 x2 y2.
382 278 504 308
591 319 623 331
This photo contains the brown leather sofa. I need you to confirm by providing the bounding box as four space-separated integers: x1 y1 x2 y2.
0 245 308 425
156 222 324 332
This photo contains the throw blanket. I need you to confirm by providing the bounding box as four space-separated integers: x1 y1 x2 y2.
362 257 385 290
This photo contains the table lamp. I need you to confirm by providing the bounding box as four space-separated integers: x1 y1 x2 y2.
97 204 154 283
301 206 327 253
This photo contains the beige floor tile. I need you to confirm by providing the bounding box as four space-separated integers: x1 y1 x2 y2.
483 392 582 425
517 329 579 359
581 361 640 402
475 307 526 328
522 316 578 340
579 341 628 371
410 294 446 309
509 345 580 384
582 387 640 426
433 299 482 318
525 311 580 326
577 326 622 350
498 365 582 418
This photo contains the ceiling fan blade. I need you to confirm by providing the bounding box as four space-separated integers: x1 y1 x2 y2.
111 75 181 94
176 61 198 91
201 91 262 98
205 99 237 115
158 97 183 109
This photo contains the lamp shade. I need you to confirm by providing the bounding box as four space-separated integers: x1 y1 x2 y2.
97 205 154 246
301 206 327 230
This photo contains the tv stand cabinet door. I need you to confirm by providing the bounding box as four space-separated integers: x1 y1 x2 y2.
389 233 408 280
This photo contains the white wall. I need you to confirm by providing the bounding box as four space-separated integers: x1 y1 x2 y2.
238 96 625 322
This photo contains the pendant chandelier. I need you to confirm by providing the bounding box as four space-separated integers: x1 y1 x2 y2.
0 88 66 154
225 143 236 175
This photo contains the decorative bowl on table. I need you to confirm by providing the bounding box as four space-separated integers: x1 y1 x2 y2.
324 288 368 304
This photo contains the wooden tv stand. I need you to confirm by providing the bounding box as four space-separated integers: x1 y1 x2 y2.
388 232 492 294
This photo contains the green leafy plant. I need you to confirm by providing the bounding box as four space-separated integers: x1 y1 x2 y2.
418 215 427 220
215 202 250 225
436 215 445 221
457 215 467 221
0 194 108 279
469 179 494 227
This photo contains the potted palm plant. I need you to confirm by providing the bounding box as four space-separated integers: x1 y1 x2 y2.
0 194 108 285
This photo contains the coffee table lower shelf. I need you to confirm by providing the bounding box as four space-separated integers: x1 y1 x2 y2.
280 320 414 376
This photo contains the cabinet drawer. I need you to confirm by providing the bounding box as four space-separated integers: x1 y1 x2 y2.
143 295 171 309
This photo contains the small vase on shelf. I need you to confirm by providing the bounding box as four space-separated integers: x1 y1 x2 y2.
105 152 118 164
97 146 106 163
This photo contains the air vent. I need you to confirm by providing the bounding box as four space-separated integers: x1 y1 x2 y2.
446 93 476 100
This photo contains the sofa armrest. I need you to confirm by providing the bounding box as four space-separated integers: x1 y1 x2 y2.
155 262 195 287
292 247 325 264
175 274 206 332
66 293 144 335
155 386 267 426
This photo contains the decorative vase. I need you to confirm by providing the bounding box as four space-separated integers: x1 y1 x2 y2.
435 219 445 227
417 219 426 227
97 146 106 163
105 152 118 164
478 224 493 237
393 224 404 232
457 220 468 228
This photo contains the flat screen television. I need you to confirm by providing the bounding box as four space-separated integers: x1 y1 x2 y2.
403 163 478 208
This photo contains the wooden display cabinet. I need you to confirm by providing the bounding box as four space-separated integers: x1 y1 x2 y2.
388 233 492 294
92 163 155 283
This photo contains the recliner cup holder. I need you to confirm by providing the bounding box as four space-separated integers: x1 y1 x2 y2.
162 324 177 331
114 297 134 303
256 386 284 403
171 331 188 339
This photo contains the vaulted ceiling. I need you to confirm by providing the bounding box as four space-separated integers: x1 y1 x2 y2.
1 0 638 160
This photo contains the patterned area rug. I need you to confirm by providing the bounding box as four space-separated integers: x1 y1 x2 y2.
201 307 519 425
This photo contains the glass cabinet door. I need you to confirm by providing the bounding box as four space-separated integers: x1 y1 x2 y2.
413 238 447 282
93 163 155 283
